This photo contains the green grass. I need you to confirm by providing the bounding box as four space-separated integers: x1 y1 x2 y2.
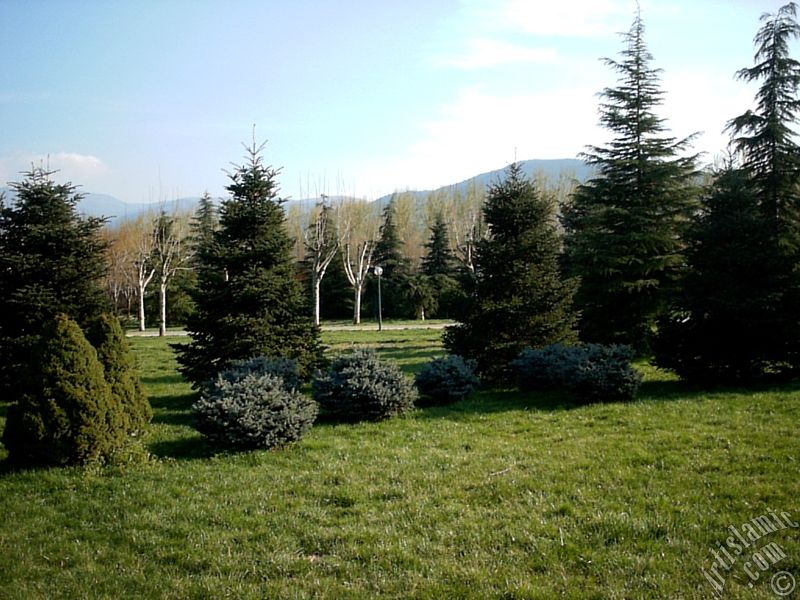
0 332 798 598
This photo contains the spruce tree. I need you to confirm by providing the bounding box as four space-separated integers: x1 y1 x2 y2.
2 314 126 466
0 168 109 401
421 213 459 318
175 142 323 387
562 12 698 351
444 163 579 381
189 191 219 253
369 199 413 319
421 213 456 277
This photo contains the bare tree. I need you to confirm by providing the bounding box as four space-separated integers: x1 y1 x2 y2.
153 208 192 336
338 198 379 324
304 196 339 326
130 213 158 331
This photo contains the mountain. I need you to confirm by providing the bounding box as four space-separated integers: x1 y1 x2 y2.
1 158 592 222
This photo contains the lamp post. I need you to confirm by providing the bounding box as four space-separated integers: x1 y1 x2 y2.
373 265 383 331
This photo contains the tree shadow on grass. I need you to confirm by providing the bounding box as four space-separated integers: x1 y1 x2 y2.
149 392 197 427
147 434 217 461
141 374 187 386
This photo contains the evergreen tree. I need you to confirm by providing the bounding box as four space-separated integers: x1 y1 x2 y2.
421 213 459 318
85 313 152 433
658 1 800 381
654 167 793 382
189 191 218 254
0 168 109 400
421 213 456 277
2 314 126 466
562 12 698 351
444 164 579 381
369 199 413 319
175 142 323 388
727 1 800 242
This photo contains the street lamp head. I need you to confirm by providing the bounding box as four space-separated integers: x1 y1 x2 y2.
373 265 383 276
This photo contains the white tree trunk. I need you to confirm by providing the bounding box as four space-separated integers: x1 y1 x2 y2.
353 284 362 325
313 275 322 326
159 281 167 337
138 284 147 331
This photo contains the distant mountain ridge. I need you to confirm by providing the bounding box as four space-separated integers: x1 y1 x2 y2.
1 158 591 222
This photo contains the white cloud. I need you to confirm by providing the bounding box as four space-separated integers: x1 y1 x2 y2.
438 38 559 70
0 152 107 188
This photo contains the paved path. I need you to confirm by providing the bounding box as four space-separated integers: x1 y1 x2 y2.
127 322 451 337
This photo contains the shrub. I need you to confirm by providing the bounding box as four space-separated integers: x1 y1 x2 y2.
312 348 418 421
85 313 152 434
219 356 302 392
1 314 127 466
193 372 318 450
511 343 641 403
415 355 479 405
510 344 584 391
570 344 642 403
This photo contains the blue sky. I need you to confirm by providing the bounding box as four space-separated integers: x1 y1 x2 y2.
0 0 793 203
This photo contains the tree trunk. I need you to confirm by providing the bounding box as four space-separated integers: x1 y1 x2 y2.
138 285 146 331
353 284 362 325
159 281 167 337
313 274 321 326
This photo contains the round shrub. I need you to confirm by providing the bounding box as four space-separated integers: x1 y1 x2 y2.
1 314 127 466
511 343 642 403
570 344 642 403
415 355 479 405
312 348 418 421
193 372 318 450
510 344 584 391
85 313 152 435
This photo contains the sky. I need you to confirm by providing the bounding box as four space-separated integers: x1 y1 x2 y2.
0 0 795 203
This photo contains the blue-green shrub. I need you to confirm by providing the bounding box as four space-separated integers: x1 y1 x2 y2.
570 344 642 402
222 356 302 391
312 348 417 421
193 372 317 450
511 343 641 402
510 344 584 391
415 355 480 404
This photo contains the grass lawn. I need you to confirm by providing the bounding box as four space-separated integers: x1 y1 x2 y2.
0 330 798 599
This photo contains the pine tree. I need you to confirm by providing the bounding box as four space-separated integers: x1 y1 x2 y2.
562 12 698 351
175 142 323 388
369 199 413 319
0 168 110 400
444 163 579 381
654 167 793 382
2 314 126 466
